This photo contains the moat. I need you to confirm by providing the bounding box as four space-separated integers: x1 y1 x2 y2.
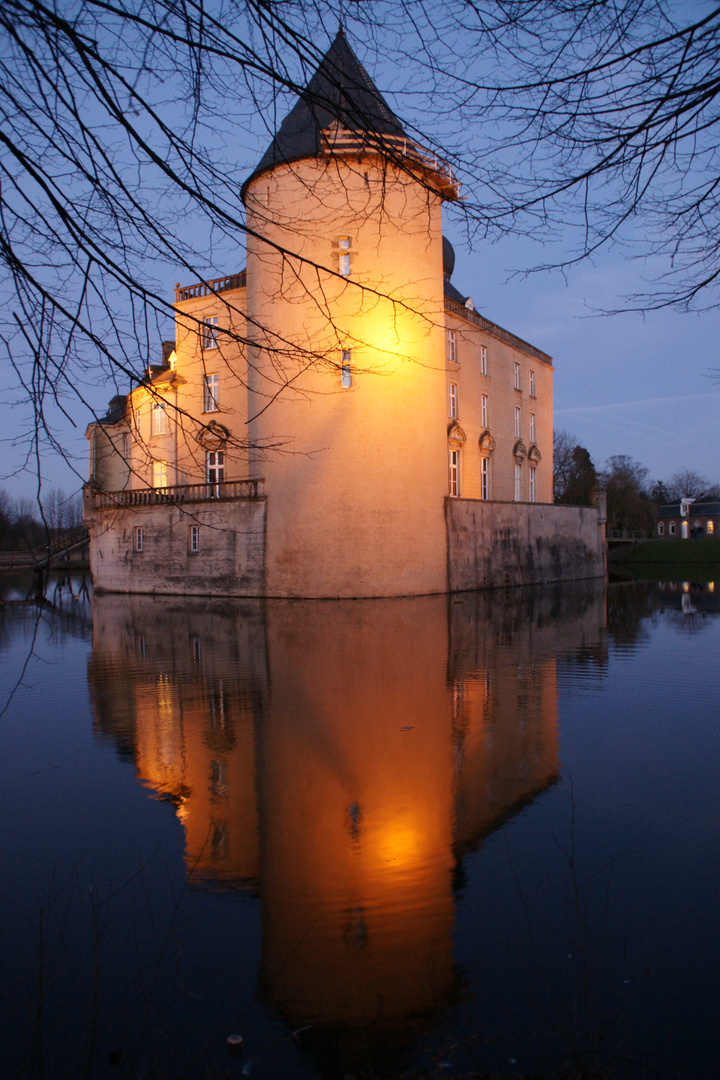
1 574 718 1079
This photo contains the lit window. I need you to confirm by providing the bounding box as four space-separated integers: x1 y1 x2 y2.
448 330 457 364
449 448 460 497
341 349 352 388
529 465 536 503
529 369 536 397
133 525 143 552
190 525 200 553
202 316 219 350
481 394 488 428
203 373 219 413
152 460 167 488
481 456 489 500
515 407 522 439
514 362 521 391
206 450 224 495
529 412 536 443
151 402 167 435
448 381 458 419
514 462 522 502
339 235 351 276
708 521 715 535
480 345 488 376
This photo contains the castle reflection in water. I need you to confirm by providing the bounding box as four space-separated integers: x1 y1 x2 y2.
87 583 606 1046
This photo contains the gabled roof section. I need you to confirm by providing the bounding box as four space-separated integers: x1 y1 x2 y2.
241 30 456 201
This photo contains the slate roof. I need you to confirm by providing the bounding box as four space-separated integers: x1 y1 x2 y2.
241 30 451 200
656 499 720 518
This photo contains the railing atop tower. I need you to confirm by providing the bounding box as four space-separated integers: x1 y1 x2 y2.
175 271 247 303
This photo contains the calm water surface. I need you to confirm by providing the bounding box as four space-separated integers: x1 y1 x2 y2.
0 574 718 1079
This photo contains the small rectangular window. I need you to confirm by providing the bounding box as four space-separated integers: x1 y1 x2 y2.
481 456 489 501
529 465 536 503
529 412 536 443
202 316 219 350
529 369 536 397
480 345 488 376
514 361 521 391
203 373 219 413
191 636 202 663
448 330 457 364
515 407 522 439
339 235 351 276
151 402 167 436
190 525 200 553
448 381 458 419
481 393 488 429
341 348 352 388
133 525 144 552
152 460 167 488
514 462 522 502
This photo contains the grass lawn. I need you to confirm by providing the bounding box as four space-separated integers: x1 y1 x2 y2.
615 536 720 569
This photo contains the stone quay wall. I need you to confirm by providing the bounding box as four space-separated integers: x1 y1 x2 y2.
445 499 606 592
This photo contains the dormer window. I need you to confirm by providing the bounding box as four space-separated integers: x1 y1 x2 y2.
339 235 351 276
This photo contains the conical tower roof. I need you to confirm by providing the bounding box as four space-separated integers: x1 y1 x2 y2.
241 30 457 201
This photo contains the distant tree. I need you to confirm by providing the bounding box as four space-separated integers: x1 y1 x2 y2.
667 469 712 500
564 446 598 507
600 455 652 536
649 480 670 506
41 487 82 533
553 430 577 502
553 431 597 505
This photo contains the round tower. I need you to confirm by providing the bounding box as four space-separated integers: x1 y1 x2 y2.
241 31 458 597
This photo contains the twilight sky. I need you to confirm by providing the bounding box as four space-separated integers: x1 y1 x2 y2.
1 19 719 503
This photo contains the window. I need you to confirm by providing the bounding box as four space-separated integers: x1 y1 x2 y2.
152 460 167 488
708 521 715 535
190 525 200 553
339 235 351 276
529 465 536 503
529 369 536 397
133 526 143 552
481 456 489 500
480 345 488 376
121 433 129 460
203 373 219 413
514 362 521 391
448 381 458 419
514 462 522 502
514 406 522 439
341 349 352 388
202 316 219 350
448 330 457 364
449 448 460 497
151 402 167 435
669 521 676 535
191 636 202 663
658 522 665 536
529 412 536 443
206 449 224 494
481 394 488 428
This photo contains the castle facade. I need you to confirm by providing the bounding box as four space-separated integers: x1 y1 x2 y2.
85 31 605 598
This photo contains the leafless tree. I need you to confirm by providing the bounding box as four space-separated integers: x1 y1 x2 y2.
667 468 718 500
2 0 720 498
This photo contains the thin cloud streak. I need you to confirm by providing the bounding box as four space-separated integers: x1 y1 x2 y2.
556 392 720 415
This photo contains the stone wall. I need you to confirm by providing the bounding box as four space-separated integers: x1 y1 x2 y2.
89 498 266 596
445 499 606 592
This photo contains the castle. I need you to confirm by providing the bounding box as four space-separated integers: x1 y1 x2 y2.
85 31 605 598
